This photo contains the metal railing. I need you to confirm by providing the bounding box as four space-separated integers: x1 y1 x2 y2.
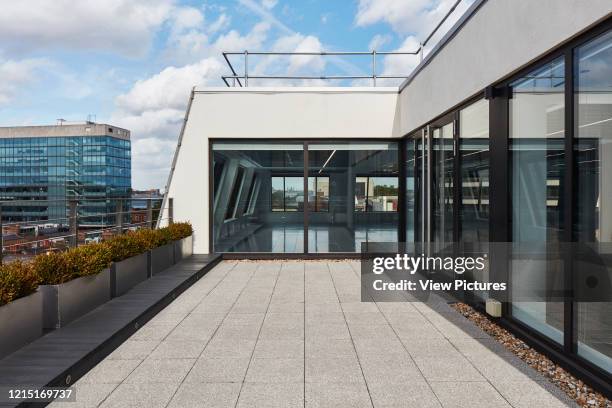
0 197 172 264
221 0 463 87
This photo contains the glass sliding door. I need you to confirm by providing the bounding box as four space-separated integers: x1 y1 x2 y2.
406 138 416 244
308 142 399 253
574 29 612 373
212 142 304 253
459 99 489 243
431 122 455 250
509 57 565 344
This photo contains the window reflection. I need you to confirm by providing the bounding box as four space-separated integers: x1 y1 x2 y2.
212 143 304 253
510 57 565 344
574 29 612 374
309 143 399 253
308 176 329 212
460 99 490 243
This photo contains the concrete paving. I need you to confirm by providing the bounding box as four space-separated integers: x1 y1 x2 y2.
50 260 575 408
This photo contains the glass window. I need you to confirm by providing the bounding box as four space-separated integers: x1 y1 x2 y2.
308 142 398 253
212 142 304 253
356 176 398 212
574 29 612 374
510 57 565 344
271 176 304 212
284 177 302 212
225 167 244 220
406 137 417 244
460 99 490 243
432 122 454 246
308 176 329 212
271 177 285 212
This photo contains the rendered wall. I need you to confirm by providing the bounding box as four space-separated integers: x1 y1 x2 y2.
161 88 400 253
399 0 612 135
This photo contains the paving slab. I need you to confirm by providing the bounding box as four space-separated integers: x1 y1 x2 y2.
45 260 574 408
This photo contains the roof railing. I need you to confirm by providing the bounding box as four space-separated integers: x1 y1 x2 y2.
0 196 169 264
221 0 463 87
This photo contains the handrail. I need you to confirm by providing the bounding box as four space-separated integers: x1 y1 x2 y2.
221 0 463 87
0 197 168 263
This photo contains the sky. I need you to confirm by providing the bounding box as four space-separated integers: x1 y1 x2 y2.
0 0 473 190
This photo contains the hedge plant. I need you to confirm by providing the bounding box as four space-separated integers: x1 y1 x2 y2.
0 261 39 306
0 222 193 304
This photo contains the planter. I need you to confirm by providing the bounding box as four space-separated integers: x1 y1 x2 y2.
174 235 193 263
111 252 150 297
150 243 175 276
40 268 111 330
0 291 43 359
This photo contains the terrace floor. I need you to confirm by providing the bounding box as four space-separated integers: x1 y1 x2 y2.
50 260 575 408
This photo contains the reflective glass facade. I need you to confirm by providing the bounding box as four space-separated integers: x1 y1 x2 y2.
211 141 398 253
402 22 612 387
0 135 131 225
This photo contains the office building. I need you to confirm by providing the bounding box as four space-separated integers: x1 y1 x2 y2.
0 123 131 226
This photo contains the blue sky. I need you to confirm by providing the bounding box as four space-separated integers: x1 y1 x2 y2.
0 0 472 189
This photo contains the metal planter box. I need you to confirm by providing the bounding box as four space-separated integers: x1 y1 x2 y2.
111 252 150 297
0 291 43 359
40 268 111 330
150 243 175 276
174 235 193 263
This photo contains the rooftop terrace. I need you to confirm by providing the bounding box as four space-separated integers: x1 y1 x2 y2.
46 260 575 408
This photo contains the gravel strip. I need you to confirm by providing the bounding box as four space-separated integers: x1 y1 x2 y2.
450 303 611 408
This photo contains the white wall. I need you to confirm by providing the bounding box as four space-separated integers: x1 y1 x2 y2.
399 0 612 135
161 87 400 253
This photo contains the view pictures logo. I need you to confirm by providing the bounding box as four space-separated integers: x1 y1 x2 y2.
372 253 487 275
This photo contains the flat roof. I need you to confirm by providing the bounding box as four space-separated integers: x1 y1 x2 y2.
193 86 399 94
0 123 130 140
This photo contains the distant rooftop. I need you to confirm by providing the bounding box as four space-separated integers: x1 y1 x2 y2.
0 122 130 140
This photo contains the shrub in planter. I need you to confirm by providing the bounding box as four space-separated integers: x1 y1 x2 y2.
104 232 147 262
35 243 113 329
0 261 38 306
133 228 169 251
33 244 113 285
0 261 42 358
160 222 193 242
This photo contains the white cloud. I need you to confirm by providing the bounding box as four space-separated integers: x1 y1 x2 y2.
287 35 325 74
0 0 177 57
207 14 231 34
261 0 279 10
355 0 472 39
0 58 48 105
131 137 178 189
213 22 271 55
379 36 420 85
115 58 224 120
111 58 225 188
113 20 274 189
369 34 392 51
170 6 205 33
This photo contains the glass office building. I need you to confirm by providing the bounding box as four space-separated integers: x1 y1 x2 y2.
0 123 131 226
